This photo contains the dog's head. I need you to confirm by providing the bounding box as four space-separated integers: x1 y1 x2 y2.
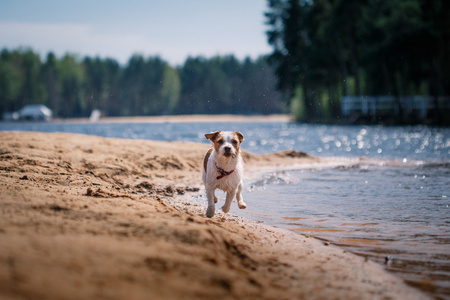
205 131 244 158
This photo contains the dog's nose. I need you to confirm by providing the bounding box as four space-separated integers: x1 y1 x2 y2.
224 146 232 152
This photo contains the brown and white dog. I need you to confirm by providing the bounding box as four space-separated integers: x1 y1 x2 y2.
202 131 247 218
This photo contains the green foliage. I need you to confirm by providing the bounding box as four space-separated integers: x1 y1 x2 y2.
121 55 170 116
58 54 85 117
265 0 450 123
0 50 25 112
0 50 286 118
177 55 285 115
0 48 48 113
161 65 180 114
290 86 305 121
42 53 61 116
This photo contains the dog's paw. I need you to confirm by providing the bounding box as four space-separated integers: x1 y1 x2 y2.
221 205 230 214
206 206 215 218
238 202 247 209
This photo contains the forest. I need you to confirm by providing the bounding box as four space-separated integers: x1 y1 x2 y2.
0 50 286 119
266 0 450 124
1 0 449 124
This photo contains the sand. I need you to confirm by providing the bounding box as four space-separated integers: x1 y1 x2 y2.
0 131 429 300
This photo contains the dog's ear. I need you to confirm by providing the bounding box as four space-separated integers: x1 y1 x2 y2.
235 131 244 143
205 131 221 141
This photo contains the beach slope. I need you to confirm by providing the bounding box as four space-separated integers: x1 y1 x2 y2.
0 132 427 299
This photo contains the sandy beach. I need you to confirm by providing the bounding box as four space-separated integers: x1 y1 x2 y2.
0 131 429 299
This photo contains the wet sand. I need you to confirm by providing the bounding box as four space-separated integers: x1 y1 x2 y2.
0 131 429 299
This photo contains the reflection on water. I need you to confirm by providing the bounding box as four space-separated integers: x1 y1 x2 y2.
230 161 450 298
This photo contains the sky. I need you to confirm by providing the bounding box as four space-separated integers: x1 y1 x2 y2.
0 0 272 66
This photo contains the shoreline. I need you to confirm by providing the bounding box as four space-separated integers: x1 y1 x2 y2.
0 132 429 299
53 114 293 124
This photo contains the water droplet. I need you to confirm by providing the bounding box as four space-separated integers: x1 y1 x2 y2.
402 158 407 163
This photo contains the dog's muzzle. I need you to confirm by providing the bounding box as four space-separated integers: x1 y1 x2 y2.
223 146 233 157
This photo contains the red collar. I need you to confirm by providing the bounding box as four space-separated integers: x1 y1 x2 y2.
215 162 234 179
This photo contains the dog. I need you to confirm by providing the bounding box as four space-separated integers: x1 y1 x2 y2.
202 131 247 218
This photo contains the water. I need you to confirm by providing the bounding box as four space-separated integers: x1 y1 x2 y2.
2 120 450 298
229 162 450 298
1 121 448 161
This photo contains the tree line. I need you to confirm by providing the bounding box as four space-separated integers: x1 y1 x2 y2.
0 48 286 119
265 0 450 124
2 0 449 124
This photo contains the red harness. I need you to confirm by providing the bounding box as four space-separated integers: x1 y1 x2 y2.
215 162 234 180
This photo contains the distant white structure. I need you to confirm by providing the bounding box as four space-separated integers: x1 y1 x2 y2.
89 109 102 122
341 96 450 119
18 104 53 121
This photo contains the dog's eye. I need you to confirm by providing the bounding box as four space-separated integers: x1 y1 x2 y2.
218 139 224 144
231 140 238 145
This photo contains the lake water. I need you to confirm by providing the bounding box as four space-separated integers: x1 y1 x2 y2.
1 120 449 298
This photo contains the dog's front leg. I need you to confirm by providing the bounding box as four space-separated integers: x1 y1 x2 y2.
206 186 216 218
221 190 236 213
236 181 247 209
